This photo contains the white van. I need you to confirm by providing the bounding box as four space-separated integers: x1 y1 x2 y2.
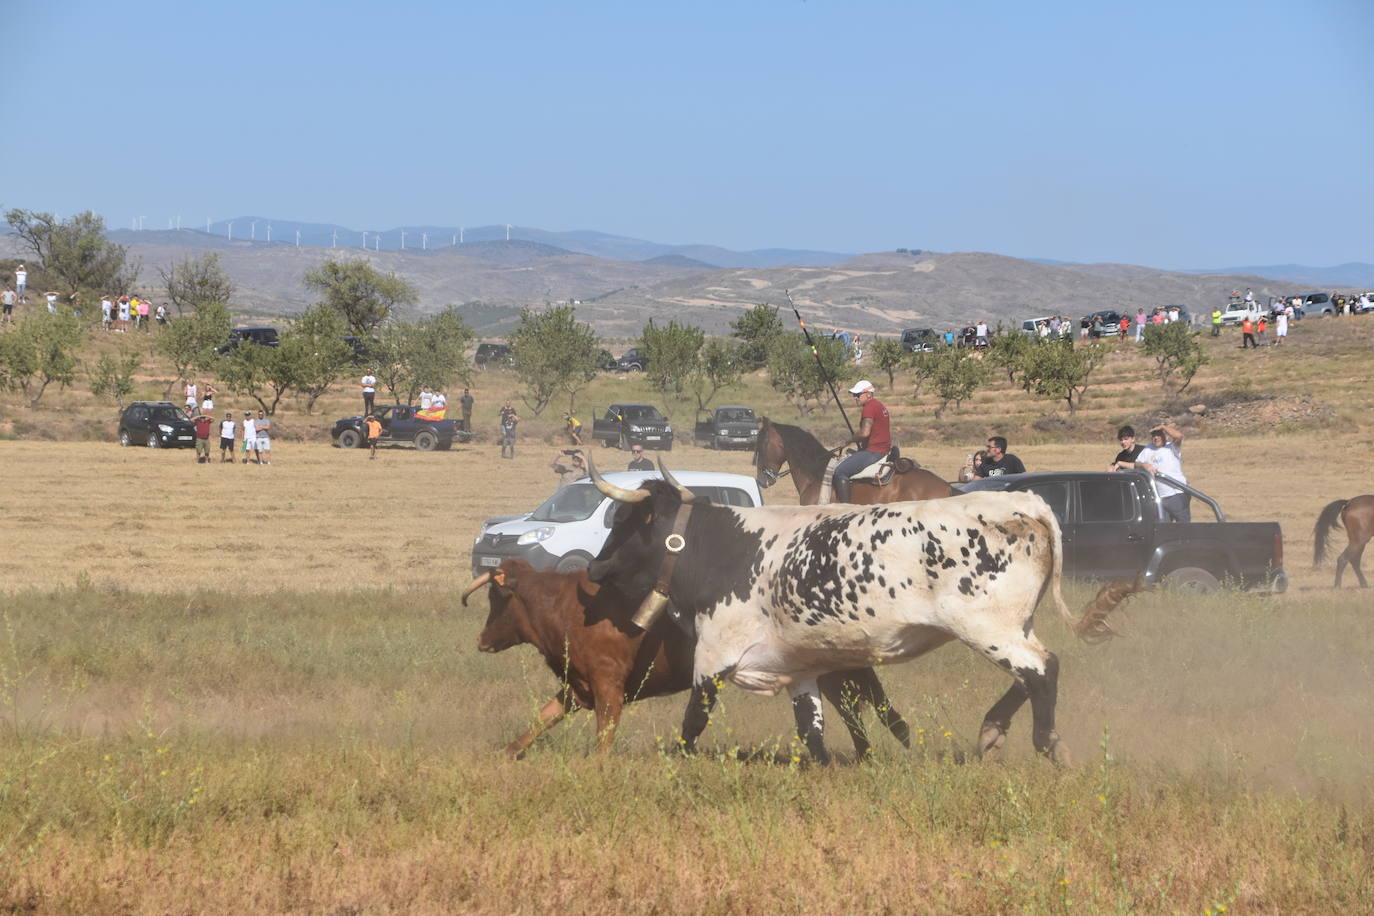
470 470 764 577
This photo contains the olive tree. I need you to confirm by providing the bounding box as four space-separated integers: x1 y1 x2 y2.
155 301 231 396
4 208 139 299
157 252 234 316
87 348 142 407
0 311 88 406
303 259 417 335
730 303 784 369
641 319 704 403
508 304 599 415
867 336 908 389
765 332 849 416
1142 321 1209 393
687 338 745 416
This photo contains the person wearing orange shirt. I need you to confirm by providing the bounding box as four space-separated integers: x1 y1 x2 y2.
366 414 383 460
1240 316 1257 349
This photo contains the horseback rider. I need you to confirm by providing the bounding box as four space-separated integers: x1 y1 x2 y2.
832 380 891 504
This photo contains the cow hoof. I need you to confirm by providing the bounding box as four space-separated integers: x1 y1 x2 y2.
977 724 1007 761
1045 732 1072 767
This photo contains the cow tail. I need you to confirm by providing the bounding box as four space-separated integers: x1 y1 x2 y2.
1037 501 1136 643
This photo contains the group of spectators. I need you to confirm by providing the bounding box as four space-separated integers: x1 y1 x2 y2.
180 380 273 464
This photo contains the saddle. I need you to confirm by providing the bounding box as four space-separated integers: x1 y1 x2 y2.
819 447 918 503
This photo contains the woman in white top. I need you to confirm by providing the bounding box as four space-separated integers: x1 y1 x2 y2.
184 381 198 412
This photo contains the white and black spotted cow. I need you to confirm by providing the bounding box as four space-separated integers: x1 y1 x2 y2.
585 457 1127 764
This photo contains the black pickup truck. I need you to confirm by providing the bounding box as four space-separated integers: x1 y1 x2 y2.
694 405 761 450
958 470 1286 593
331 404 469 451
592 403 674 451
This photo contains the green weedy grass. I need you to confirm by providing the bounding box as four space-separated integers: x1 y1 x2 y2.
1 585 1371 911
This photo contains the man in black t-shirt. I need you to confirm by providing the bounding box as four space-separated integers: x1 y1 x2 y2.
1109 425 1145 470
975 436 1026 477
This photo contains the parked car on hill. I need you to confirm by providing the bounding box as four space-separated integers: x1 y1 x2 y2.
214 326 280 355
474 342 514 369
1083 310 1122 337
900 327 939 352
331 404 468 451
118 401 198 449
694 405 761 450
592 403 673 450
613 348 648 372
1301 292 1336 317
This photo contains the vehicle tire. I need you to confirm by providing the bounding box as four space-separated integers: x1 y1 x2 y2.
618 433 629 451
119 429 132 447
555 553 591 574
437 440 453 451
146 432 160 449
337 428 362 449
627 362 642 373
414 430 439 451
1163 566 1220 594
663 437 673 452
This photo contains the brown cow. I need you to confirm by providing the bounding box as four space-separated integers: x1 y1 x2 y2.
461 558 911 759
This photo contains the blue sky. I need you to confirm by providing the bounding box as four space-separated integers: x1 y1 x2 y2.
3 0 1371 268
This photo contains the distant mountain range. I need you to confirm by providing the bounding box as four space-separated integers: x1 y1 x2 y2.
4 219 1368 336
110 220 851 269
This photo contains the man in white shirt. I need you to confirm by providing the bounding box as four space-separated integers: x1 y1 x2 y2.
974 321 988 347
15 265 26 299
101 296 113 330
1127 424 1189 522
419 388 434 410
219 413 237 463
242 412 257 465
1 287 14 325
360 371 377 415
184 380 198 412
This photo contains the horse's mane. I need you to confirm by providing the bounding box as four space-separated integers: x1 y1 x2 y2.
762 418 834 477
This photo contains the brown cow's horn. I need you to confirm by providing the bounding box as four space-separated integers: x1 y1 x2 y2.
656 458 695 503
587 451 650 503
460 572 492 606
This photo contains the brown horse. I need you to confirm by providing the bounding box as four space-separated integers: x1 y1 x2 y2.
753 417 957 505
1313 495 1374 588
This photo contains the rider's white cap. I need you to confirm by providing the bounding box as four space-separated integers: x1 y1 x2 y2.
848 379 875 395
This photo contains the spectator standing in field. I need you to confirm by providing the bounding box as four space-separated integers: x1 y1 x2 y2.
1240 316 1257 349
255 410 272 465
15 264 27 299
1274 306 1289 345
155 303 168 329
975 436 1026 478
192 410 213 464
219 413 237 463
365 414 382 459
1 287 14 325
201 384 216 412
1256 314 1267 344
627 445 654 471
101 295 113 330
137 298 150 330
184 380 198 413
499 402 519 459
117 296 130 331
360 371 377 415
1211 307 1223 337
549 449 587 488
1129 425 1189 522
459 388 474 431
564 412 583 445
1108 425 1144 471
1117 315 1130 338
241 411 257 465
975 320 988 348
44 291 58 314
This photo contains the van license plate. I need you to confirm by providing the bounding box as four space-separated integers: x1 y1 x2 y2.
479 556 500 567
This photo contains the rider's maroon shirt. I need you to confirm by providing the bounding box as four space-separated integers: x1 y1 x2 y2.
862 398 891 453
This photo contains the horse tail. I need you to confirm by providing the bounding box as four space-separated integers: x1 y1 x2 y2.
1313 499 1349 567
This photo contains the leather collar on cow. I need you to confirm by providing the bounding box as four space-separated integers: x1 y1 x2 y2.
630 498 693 630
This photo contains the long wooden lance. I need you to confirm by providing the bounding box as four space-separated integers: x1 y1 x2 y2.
785 290 856 439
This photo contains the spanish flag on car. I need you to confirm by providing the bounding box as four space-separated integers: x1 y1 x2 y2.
415 405 447 421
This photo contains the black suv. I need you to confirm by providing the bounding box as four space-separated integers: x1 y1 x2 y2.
474 342 514 369
215 326 280 354
614 348 647 372
118 401 198 448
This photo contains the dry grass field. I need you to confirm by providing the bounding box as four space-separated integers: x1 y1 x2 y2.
2 315 1373 912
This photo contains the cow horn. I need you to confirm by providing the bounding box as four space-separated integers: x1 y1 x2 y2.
656 458 695 503
460 572 492 606
587 451 650 503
